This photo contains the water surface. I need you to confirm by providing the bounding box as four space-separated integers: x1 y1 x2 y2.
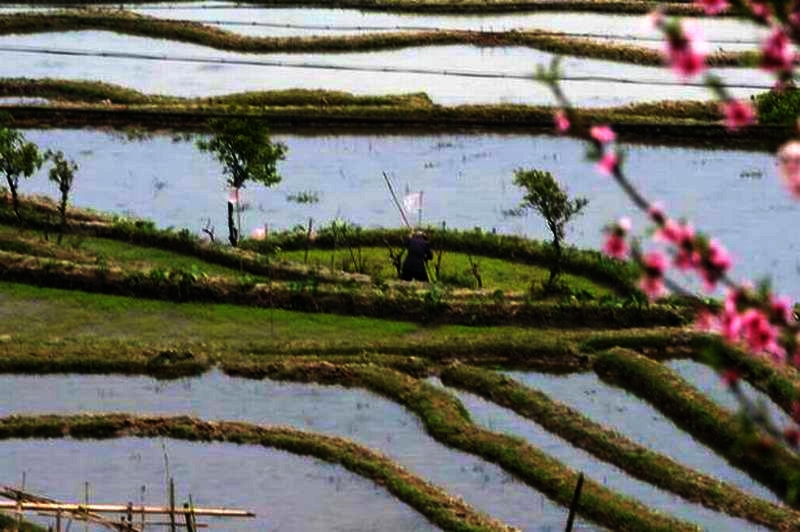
0 31 771 104
441 380 770 530
1 438 437 531
0 370 577 531
504 371 780 503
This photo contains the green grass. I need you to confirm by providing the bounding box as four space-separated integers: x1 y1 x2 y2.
280 246 613 295
0 225 250 278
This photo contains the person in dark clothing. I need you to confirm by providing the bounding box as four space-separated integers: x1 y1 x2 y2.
401 231 433 282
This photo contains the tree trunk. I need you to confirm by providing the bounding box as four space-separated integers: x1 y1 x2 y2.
6 176 20 222
547 235 562 287
58 191 68 245
227 200 238 247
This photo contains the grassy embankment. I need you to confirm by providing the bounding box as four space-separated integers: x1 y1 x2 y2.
595 348 800 503
1 78 788 148
440 362 800 529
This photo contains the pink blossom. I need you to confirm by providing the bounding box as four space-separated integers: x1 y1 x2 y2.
602 217 631 259
696 0 728 15
720 305 742 342
778 141 800 199
673 224 699 271
720 100 756 131
596 151 619 176
640 250 668 299
590 125 616 144
695 309 718 331
770 295 793 325
721 368 740 387
699 239 732 290
665 21 709 79
554 110 570 133
228 187 240 205
741 308 778 353
761 29 793 73
784 427 800 447
749 0 771 20
250 226 267 240
642 8 665 31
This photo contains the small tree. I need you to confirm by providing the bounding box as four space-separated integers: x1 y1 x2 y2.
197 118 287 247
512 169 588 286
46 150 77 244
0 127 44 222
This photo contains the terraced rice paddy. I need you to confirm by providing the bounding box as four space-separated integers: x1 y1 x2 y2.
0 1 798 531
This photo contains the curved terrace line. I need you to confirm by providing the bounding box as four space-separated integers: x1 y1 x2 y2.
0 12 753 66
0 413 515 532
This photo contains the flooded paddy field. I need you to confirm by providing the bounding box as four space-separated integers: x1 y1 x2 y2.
0 31 771 104
2 438 438 531
0 371 580 531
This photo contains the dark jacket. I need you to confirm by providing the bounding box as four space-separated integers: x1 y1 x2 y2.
401 235 432 282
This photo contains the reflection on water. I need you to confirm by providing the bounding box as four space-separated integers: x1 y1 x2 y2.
17 129 800 299
440 380 770 531
0 31 771 104
0 370 573 531
504 371 780 504
0 438 438 531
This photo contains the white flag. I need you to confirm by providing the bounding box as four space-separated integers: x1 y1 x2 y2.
403 192 422 213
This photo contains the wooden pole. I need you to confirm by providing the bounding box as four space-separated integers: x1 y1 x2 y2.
55 510 61 532
169 478 176 532
140 485 146 531
564 472 584 532
304 217 313 264
84 481 89 532
418 190 423 228
382 172 411 229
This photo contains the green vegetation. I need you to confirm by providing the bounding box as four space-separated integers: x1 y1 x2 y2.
197 118 287 246
508 169 588 287
0 414 511 532
440 363 800 529
0 514 47 532
755 89 800 125
280 246 611 294
595 348 800 505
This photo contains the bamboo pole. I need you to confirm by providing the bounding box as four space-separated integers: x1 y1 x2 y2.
169 478 176 532
0 501 254 517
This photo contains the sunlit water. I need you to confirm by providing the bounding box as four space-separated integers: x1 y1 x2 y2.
503 371 781 504
0 31 772 104
0 370 584 531
15 129 800 299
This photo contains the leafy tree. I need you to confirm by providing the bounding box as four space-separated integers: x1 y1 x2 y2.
512 169 588 286
45 150 77 244
197 118 287 247
0 127 44 222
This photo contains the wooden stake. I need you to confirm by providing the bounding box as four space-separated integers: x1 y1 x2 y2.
564 472 584 532
169 478 176 532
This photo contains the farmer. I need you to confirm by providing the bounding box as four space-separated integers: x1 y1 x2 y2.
401 231 432 282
